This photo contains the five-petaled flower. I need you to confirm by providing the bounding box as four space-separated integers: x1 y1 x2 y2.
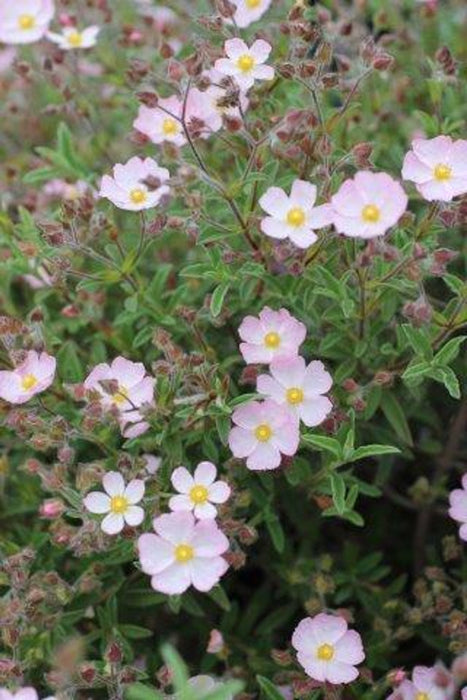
238 307 306 365
257 357 333 427
292 613 365 684
229 398 300 470
402 135 467 202
387 666 449 700
329 171 407 239
137 511 229 594
99 156 170 211
47 25 100 50
259 179 333 249
169 461 231 520
448 474 467 542
0 351 56 405
227 0 272 28
84 471 145 535
0 0 55 44
214 38 274 91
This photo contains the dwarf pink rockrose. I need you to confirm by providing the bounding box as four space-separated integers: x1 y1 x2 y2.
448 474 467 542
43 179 90 201
259 180 333 248
228 0 272 28
83 471 145 535
214 38 274 91
257 357 333 427
239 307 306 365
0 1 55 44
292 613 365 685
47 25 99 50
388 666 449 700
329 171 408 239
84 356 155 438
229 399 300 470
99 156 170 211
402 136 467 202
137 511 229 594
169 461 231 519
0 351 56 405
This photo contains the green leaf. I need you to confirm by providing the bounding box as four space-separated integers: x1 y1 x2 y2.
207 585 231 611
401 324 432 359
120 624 153 639
380 392 413 446
427 366 461 399
257 676 285 700
330 473 346 514
264 510 285 553
161 645 188 693
301 434 342 458
210 283 229 317
125 684 163 700
350 444 400 461
433 336 466 367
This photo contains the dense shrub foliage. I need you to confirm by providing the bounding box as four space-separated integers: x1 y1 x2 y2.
0 1 466 699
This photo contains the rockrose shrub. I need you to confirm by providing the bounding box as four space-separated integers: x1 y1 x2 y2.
0 0 466 699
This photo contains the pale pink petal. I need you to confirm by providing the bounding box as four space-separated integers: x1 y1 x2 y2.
190 556 229 592
259 187 290 217
326 661 359 684
290 180 317 208
299 396 332 427
250 39 272 63
257 374 286 403
402 151 432 184
124 479 145 504
311 613 347 644
124 505 144 527
296 654 327 682
252 65 274 81
292 618 319 651
224 37 249 60
169 494 193 512
247 442 281 470
111 357 146 386
229 426 257 458
304 360 333 395
194 461 217 486
138 533 175 574
101 512 124 535
270 356 306 387
151 562 191 594
271 419 300 454
333 630 365 665
261 217 288 240
208 481 231 503
307 203 334 228
83 492 110 514
193 502 218 519
288 227 318 248
103 471 125 497
191 520 229 556
171 466 194 493
153 511 194 544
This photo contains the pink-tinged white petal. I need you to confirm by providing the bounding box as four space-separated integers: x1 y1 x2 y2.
191 520 229 556
304 360 333 395
224 38 249 60
250 39 272 63
252 64 274 81
208 481 231 504
83 491 111 514
272 420 300 454
13 691 39 700
194 502 218 520
257 374 286 403
247 442 282 470
169 494 193 512
310 613 347 644
138 533 175 575
151 562 192 595
124 505 145 527
190 556 229 592
153 511 195 545
229 426 257 457
103 471 125 497
259 187 291 218
260 217 289 240
288 227 318 249
101 512 125 535
111 357 146 386
333 630 366 665
270 356 306 387
194 461 217 486
325 661 359 684
299 396 333 427
171 466 194 493
124 479 145 504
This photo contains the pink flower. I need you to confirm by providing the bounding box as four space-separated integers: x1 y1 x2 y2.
142 454 161 475
99 156 170 211
329 171 407 239
238 307 306 365
43 179 89 201
228 0 272 28
47 25 99 50
0 1 54 44
448 474 467 542
169 462 231 519
84 356 155 438
229 399 300 470
0 351 56 404
390 667 449 700
292 613 365 685
402 136 467 202
214 38 274 91
134 96 187 147
137 511 229 594
259 180 333 248
257 357 332 427
207 629 225 654
83 471 145 535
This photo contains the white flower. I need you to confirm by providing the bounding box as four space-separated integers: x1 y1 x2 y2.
169 462 231 519
47 25 100 50
214 38 274 91
83 471 145 535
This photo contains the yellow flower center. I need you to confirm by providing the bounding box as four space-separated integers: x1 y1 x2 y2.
433 163 451 181
113 385 128 405
255 424 272 442
162 118 178 136
286 207 306 227
67 31 83 47
175 543 194 563
246 0 261 7
264 331 280 349
21 374 38 391
237 54 255 73
110 495 128 514
18 14 35 30
316 643 334 661
361 204 380 223
190 485 209 505
129 188 147 205
286 387 304 405
415 694 429 700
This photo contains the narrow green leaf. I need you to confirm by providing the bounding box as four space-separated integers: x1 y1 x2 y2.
380 392 413 446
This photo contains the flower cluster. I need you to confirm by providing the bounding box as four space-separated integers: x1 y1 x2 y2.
229 307 332 470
